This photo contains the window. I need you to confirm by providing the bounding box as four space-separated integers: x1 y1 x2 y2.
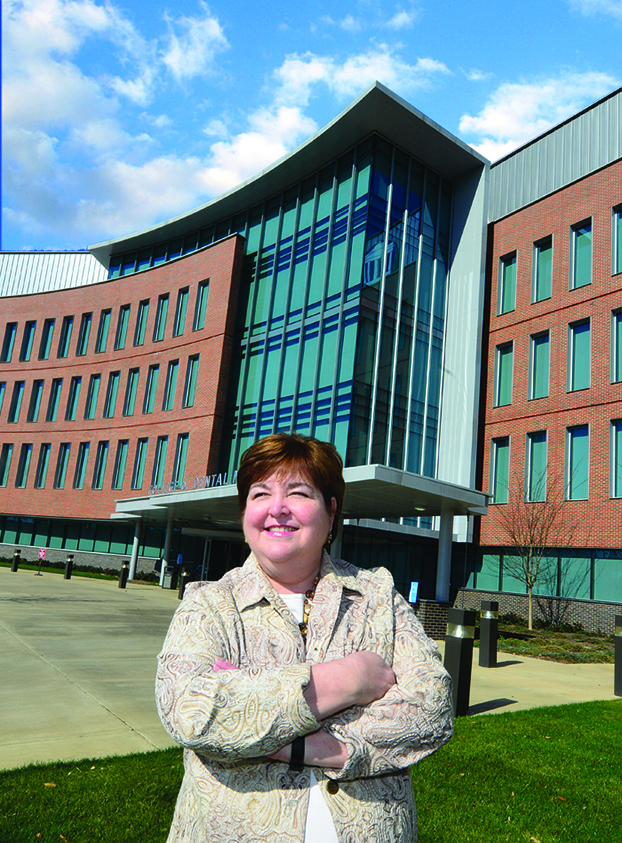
153 294 169 342
34 443 51 489
173 288 189 337
114 304 131 350
1 323 17 362
15 443 33 488
193 280 210 331
53 443 71 489
533 236 552 302
122 368 140 416
7 381 25 423
0 382 5 414
568 319 590 391
57 315 74 357
182 354 200 408
612 309 622 383
151 435 168 487
566 425 589 500
73 442 90 489
493 343 513 407
65 376 82 421
103 371 120 418
92 440 109 489
142 365 159 413
84 374 101 419
614 206 622 275
111 439 129 489
171 433 189 488
611 420 622 498
162 360 179 410
490 437 510 504
0 444 14 487
497 253 516 315
529 332 550 399
76 313 92 356
131 438 148 489
26 380 44 423
526 431 547 502
46 378 63 422
133 299 150 346
95 309 112 353
19 321 36 362
38 318 55 360
570 220 592 289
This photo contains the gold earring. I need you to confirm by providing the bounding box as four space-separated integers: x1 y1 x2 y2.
326 532 333 546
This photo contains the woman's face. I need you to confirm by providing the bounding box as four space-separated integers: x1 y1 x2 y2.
242 471 336 586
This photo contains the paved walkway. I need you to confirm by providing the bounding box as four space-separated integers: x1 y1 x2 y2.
0 566 618 770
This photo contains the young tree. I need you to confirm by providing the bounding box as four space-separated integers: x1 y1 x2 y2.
495 471 579 630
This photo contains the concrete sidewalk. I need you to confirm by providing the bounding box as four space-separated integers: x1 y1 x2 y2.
0 566 618 771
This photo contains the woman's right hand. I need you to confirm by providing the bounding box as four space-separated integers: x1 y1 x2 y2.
304 651 396 720
341 651 397 706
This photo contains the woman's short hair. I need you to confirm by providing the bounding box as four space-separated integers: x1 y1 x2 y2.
237 433 346 532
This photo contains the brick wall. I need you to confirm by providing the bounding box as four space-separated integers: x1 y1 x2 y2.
415 599 453 640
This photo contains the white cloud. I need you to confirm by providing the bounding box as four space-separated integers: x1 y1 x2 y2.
459 70 618 160
567 0 622 19
161 2 229 83
385 9 417 29
462 68 492 82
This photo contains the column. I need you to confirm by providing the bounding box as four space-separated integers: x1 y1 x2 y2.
435 507 454 602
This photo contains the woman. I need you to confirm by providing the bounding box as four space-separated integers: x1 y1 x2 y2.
156 433 453 842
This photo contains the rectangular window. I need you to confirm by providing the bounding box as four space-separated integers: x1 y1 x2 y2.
34 443 51 489
568 319 590 391
497 253 516 315
19 321 36 361
46 378 63 422
490 437 510 504
173 288 189 337
533 236 552 302
612 309 622 383
38 318 55 360
171 433 189 488
114 304 131 350
76 313 92 356
84 374 101 419
0 382 5 414
103 371 120 418
133 299 150 346
570 220 592 289
153 294 169 342
1 323 17 362
26 379 44 423
57 315 74 358
614 206 622 275
526 431 547 502
151 436 168 487
162 360 179 411
611 420 622 498
0 443 14 487
111 439 129 489
529 332 550 399
566 425 589 500
15 443 33 488
193 280 210 331
92 440 109 489
65 376 82 421
131 438 149 489
95 309 112 353
493 343 513 407
73 442 90 489
7 381 25 423
122 368 140 416
142 364 159 413
182 354 200 408
53 443 71 489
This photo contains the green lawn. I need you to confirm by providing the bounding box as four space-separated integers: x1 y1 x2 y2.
1 700 620 842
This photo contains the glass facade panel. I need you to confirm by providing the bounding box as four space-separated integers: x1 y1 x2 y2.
533 236 552 301
498 253 516 314
567 425 589 500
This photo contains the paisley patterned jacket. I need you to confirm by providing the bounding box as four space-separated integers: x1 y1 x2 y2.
156 552 453 842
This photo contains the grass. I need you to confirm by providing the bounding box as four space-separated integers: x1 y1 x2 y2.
0 700 620 843
0 559 159 584
483 617 615 664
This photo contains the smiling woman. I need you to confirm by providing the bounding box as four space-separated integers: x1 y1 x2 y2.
156 433 453 843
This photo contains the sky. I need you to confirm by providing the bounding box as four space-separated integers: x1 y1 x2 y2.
2 0 622 252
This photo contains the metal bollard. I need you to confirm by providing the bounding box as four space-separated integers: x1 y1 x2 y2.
64 553 74 580
615 615 622 697
118 561 130 589
479 600 499 668
443 608 476 717
11 548 21 572
178 569 191 600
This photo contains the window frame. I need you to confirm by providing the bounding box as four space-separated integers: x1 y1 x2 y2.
525 430 547 502
15 443 33 488
566 424 590 501
142 364 160 414
122 368 140 416
490 436 510 504
131 438 149 490
193 280 210 331
532 235 552 302
34 443 51 489
102 371 121 418
65 376 82 421
83 374 101 420
133 299 150 347
569 218 592 290
612 205 622 276
162 360 179 411
95 308 112 353
1 322 17 362
53 442 71 489
567 318 591 392
76 313 92 356
172 288 189 337
46 378 63 422
38 318 55 360
493 342 513 407
73 441 90 489
26 379 44 423
92 440 109 489
528 331 550 400
7 381 25 423
182 354 200 408
111 439 129 490
114 304 131 351
497 252 516 315
0 443 14 487
57 315 74 358
153 293 169 342
19 321 36 362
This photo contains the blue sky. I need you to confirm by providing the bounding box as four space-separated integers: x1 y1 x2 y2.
2 0 622 252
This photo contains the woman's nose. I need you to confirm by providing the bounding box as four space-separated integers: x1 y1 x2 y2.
268 494 290 516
